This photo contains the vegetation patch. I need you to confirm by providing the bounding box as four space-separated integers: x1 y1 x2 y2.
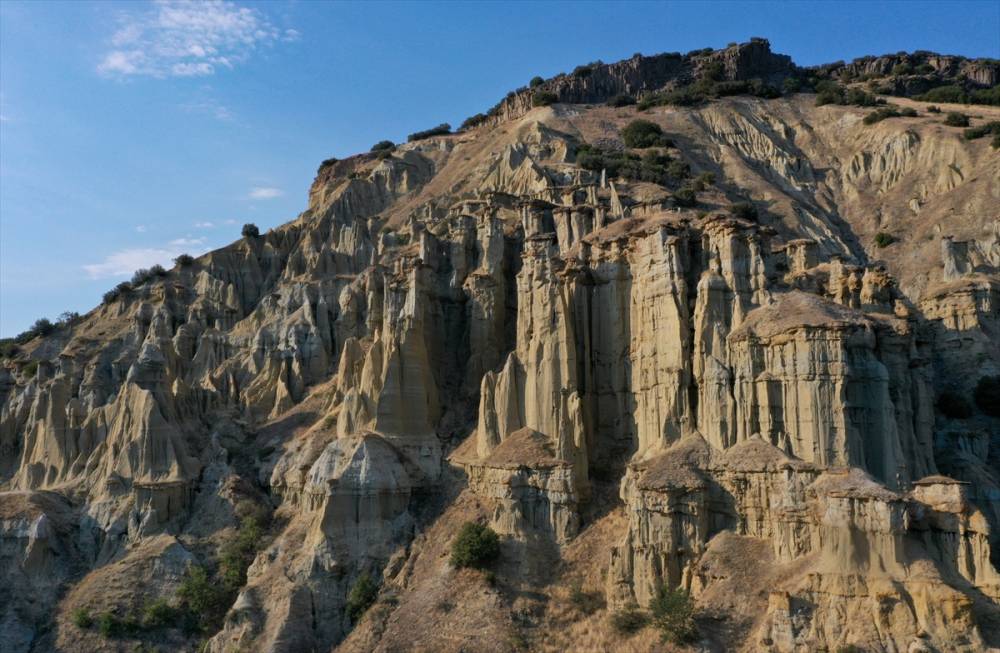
451 522 500 569
609 603 649 635
346 572 379 622
607 94 636 107
407 123 451 142
532 90 559 107
729 202 759 221
863 105 917 124
242 223 261 238
620 119 672 148
650 585 697 644
943 112 970 127
568 582 604 615
963 121 1000 141
873 232 896 248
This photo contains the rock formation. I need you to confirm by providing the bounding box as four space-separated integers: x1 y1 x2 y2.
1 39 999 653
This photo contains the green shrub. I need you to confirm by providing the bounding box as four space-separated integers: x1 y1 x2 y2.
177 566 229 624
460 113 489 130
621 120 669 148
916 85 966 103
963 121 1000 140
532 90 559 107
916 63 935 74
974 376 1000 417
610 604 648 634
937 391 973 419
131 268 153 286
672 187 698 207
845 87 879 106
174 253 194 267
577 144 677 185
692 171 716 191
667 160 690 179
969 85 1000 106
943 112 970 127
783 77 802 93
568 582 604 615
650 585 697 644
407 123 451 141
927 105 941 113
22 360 38 378
873 232 895 248
219 514 265 591
95 611 140 639
319 157 338 169
529 76 544 88
71 607 93 629
993 133 1000 149
242 223 260 238
96 612 117 637
607 94 636 107
142 598 178 629
371 140 395 153
346 572 378 621
451 522 500 569
150 264 168 277
863 105 917 124
0 339 19 358
730 202 758 220
892 63 913 76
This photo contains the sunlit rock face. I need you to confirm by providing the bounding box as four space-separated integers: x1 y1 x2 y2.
2 38 1000 653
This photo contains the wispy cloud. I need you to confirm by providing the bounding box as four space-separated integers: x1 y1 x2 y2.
194 221 215 228
180 97 233 120
135 225 148 233
248 186 282 199
97 0 296 79
83 237 210 279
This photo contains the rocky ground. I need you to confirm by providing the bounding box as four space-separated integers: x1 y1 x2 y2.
1 40 999 653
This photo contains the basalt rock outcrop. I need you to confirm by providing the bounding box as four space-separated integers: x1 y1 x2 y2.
2 39 999 653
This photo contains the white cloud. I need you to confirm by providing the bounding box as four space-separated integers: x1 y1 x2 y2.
223 219 237 225
97 0 292 79
180 97 233 121
83 239 211 280
248 187 282 199
135 225 148 233
194 221 215 228
169 236 207 247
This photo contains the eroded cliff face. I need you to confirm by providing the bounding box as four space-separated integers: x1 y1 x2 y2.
2 40 999 653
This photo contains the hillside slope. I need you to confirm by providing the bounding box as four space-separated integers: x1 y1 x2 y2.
1 40 999 653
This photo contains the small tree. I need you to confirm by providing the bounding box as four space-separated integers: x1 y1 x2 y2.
621 119 668 148
673 187 698 207
346 572 378 621
529 76 545 88
944 112 970 127
242 223 261 238
532 90 559 107
71 607 93 629
142 598 177 629
451 522 500 569
874 232 895 248
650 585 697 644
730 202 758 220
371 140 395 153
174 253 195 267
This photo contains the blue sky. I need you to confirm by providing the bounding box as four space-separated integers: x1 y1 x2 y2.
1 1 998 337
